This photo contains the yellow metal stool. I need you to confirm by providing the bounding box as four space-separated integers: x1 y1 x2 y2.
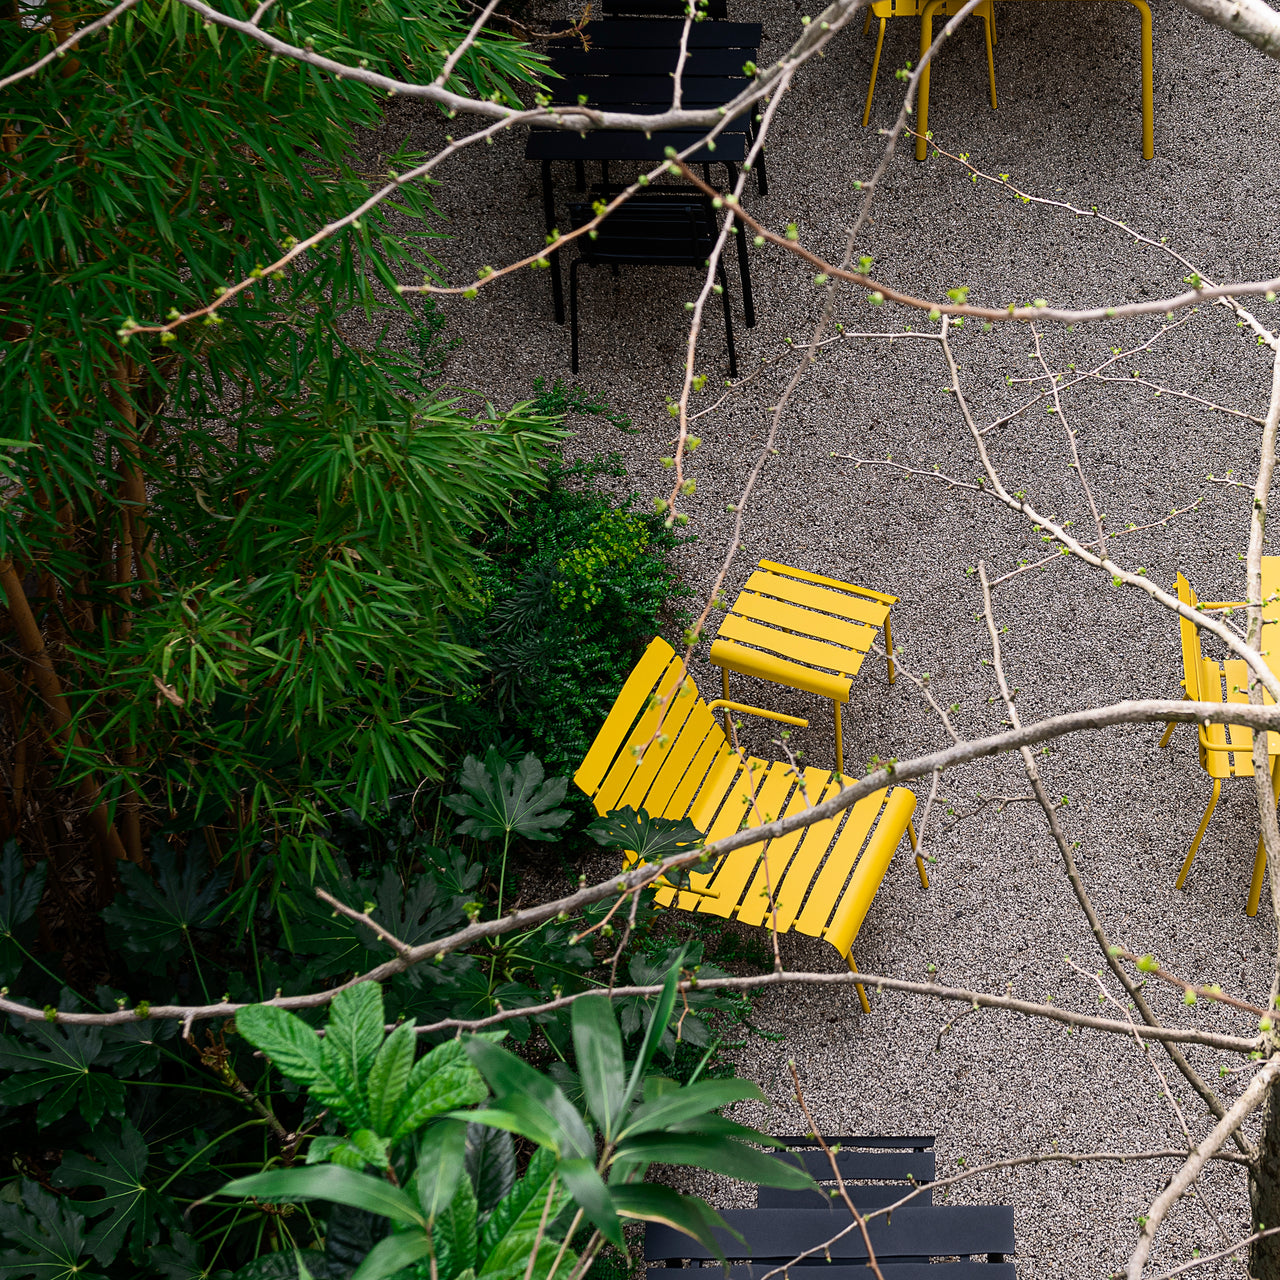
709 560 896 777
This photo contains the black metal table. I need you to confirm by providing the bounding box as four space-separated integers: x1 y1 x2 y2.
526 18 763 323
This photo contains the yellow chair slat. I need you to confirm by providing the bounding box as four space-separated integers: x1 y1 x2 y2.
710 637 853 703
793 789 887 936
717 612 868 679
614 677 701 813
694 762 798 920
733 590 879 653
640 699 719 816
744 568 891 628
737 768 834 927
824 789 919 956
758 559 897 605
575 637 922 995
574 637 677 797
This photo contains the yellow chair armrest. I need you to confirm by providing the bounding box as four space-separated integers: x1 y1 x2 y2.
707 699 809 728
1201 600 1247 611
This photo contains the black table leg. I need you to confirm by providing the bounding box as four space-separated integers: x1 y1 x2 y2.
542 160 565 325
725 162 755 328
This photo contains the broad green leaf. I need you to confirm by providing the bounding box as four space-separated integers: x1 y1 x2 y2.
622 1079 765 1139
217 1167 424 1228
571 994 626 1142
619 953 684 1118
444 750 570 842
389 1039 488 1144
584 807 703 861
556 1158 622 1249
53 1119 170 1263
433 1166 478 1279
478 1229 574 1280
450 1108 558 1151
464 1122 515 1213
321 983 386 1126
611 1183 738 1257
465 1039 593 1160
415 1119 467 1222
0 1181 105 1280
614 1135 814 1189
366 1019 416 1135
479 1147 562 1260
350 1230 433 1280
234 1005 326 1090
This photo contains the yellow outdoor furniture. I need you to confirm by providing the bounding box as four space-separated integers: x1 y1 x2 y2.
574 637 927 1011
1160 571 1275 916
862 0 997 129
708 560 897 777
913 0 1154 163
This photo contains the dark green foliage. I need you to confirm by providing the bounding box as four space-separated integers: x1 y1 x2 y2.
585 808 704 863
0 844 45 985
467 451 691 776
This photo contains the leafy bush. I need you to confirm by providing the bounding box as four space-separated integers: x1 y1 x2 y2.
465 450 691 776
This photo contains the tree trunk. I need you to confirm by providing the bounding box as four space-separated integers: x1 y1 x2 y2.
1252 1078 1280 1279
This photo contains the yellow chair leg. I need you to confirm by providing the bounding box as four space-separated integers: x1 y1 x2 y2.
884 614 896 684
1120 0 1155 159
834 699 844 778
848 954 871 1014
1176 778 1221 890
989 0 996 44
908 818 929 888
916 0 944 162
862 17 887 127
863 6 872 35
1157 721 1178 749
721 666 732 739
983 1 997 109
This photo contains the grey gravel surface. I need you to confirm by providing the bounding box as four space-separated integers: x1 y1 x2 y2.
362 4 1280 1275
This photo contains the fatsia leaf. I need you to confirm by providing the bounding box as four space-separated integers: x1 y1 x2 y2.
366 1019 416 1136
464 1039 594 1160
614 1135 815 1189
389 1038 488 1145
465 1122 515 1213
0 841 46 985
584 807 703 861
53 1119 171 1263
570 994 626 1142
610 1183 738 1258
350 1230 433 1280
100 843 228 974
479 1147 562 1261
556 1158 622 1249
0 1181 105 1280
0 1024 124 1129
217 1167 425 1228
444 749 570 842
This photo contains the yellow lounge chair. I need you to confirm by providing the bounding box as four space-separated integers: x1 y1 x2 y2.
574 637 927 1010
1160 572 1275 916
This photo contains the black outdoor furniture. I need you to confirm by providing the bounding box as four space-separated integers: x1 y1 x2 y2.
759 1134 937 1209
526 18 763 323
602 0 730 19
566 196 740 375
645 1134 1015 1280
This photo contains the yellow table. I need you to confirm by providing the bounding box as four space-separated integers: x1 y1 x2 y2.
915 0 1154 163
708 560 896 776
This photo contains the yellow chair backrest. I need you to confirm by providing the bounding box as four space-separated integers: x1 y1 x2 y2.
1175 572 1204 702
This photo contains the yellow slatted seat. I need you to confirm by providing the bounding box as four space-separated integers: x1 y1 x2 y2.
709 560 898 776
1160 571 1276 915
574 637 928 1011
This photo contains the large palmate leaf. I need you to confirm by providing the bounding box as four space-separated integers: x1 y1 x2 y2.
0 1181 105 1280
101 842 228 975
0 841 45 985
585 807 704 862
444 749 570 842
53 1119 171 1263
0 1022 125 1129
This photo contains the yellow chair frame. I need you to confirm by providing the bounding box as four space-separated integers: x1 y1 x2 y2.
708 560 897 778
1160 572 1275 916
574 637 927 1011
914 0 1154 163
862 0 997 129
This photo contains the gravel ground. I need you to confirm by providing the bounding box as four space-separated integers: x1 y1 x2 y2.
362 4 1280 1275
